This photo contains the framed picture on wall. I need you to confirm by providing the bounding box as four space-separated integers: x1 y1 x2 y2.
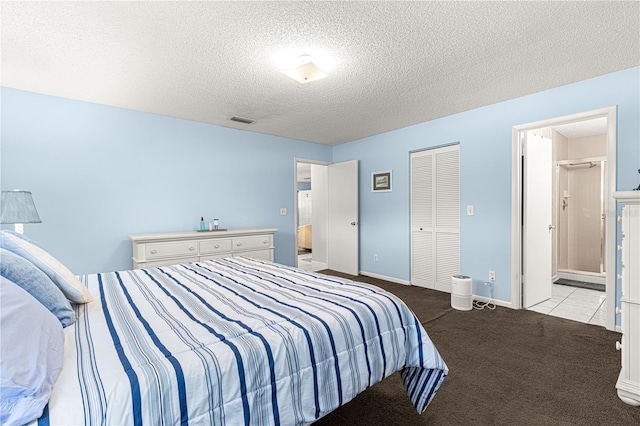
372 170 392 192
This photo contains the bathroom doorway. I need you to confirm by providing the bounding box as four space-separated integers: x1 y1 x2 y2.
511 106 616 330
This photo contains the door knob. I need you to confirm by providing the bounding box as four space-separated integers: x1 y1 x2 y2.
548 224 556 231
351 221 358 226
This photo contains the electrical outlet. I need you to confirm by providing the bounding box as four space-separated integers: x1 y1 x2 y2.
466 205 474 216
373 254 379 262
280 208 287 216
489 270 496 282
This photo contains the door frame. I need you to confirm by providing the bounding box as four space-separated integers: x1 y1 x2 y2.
510 106 617 331
293 158 330 268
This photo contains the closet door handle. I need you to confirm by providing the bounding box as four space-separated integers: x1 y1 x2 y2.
548 224 556 231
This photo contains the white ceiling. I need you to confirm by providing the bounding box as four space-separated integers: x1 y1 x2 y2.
552 117 608 139
2 1 638 146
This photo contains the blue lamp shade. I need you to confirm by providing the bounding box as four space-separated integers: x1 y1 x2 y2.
1 190 42 225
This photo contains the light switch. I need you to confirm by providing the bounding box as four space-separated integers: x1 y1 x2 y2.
466 205 474 216
280 208 287 216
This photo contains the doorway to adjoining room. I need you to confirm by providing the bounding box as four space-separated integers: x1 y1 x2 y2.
295 160 327 272
513 107 616 330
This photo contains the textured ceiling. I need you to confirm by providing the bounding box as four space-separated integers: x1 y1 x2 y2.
2 1 638 145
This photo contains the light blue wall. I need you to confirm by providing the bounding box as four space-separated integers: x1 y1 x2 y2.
333 67 640 307
1 88 332 274
2 67 638 305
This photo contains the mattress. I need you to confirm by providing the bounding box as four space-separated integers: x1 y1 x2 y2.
34 257 447 425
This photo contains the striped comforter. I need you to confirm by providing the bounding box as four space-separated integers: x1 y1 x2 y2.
35 257 447 425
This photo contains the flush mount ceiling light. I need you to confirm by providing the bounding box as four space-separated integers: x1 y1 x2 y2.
283 54 329 84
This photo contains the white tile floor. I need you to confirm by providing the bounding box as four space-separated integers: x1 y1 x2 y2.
528 283 607 326
297 253 327 272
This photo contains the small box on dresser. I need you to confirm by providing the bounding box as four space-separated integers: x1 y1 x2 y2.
613 191 640 407
130 228 277 269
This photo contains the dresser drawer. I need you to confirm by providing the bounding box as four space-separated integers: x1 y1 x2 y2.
233 249 273 262
233 235 272 252
200 238 232 255
145 241 198 259
137 257 199 269
200 254 229 262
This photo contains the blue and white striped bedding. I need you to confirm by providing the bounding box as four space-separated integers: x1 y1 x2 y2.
34 257 447 425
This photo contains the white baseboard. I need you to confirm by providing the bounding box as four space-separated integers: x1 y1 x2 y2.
359 271 411 286
359 272 512 309
472 294 512 309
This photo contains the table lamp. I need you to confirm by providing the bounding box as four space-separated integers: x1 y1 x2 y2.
0 190 42 234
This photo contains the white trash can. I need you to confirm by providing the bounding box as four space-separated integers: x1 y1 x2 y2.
451 275 473 311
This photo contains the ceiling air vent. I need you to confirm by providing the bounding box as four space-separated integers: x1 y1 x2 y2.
230 116 255 125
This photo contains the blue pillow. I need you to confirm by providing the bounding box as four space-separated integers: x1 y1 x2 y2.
0 231 93 303
0 276 64 426
0 248 75 327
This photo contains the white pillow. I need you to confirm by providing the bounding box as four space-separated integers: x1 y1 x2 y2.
0 276 64 425
0 231 93 303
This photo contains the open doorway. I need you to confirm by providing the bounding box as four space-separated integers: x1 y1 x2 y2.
293 158 360 275
511 106 617 331
295 160 328 272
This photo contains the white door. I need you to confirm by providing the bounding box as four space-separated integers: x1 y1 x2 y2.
327 160 359 275
411 145 459 291
523 131 553 307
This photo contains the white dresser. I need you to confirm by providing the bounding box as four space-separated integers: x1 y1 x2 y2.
129 228 277 269
613 191 640 406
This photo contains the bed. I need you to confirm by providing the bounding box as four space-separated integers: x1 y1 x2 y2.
25 256 447 425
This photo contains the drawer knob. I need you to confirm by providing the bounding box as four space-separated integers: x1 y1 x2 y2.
263 239 268 244
616 307 622 315
616 341 622 351
150 249 157 254
236 242 242 247
214 244 220 249
189 246 195 251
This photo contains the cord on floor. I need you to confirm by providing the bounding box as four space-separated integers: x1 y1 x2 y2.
473 282 496 310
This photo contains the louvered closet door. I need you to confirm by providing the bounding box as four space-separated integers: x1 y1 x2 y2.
411 145 459 292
